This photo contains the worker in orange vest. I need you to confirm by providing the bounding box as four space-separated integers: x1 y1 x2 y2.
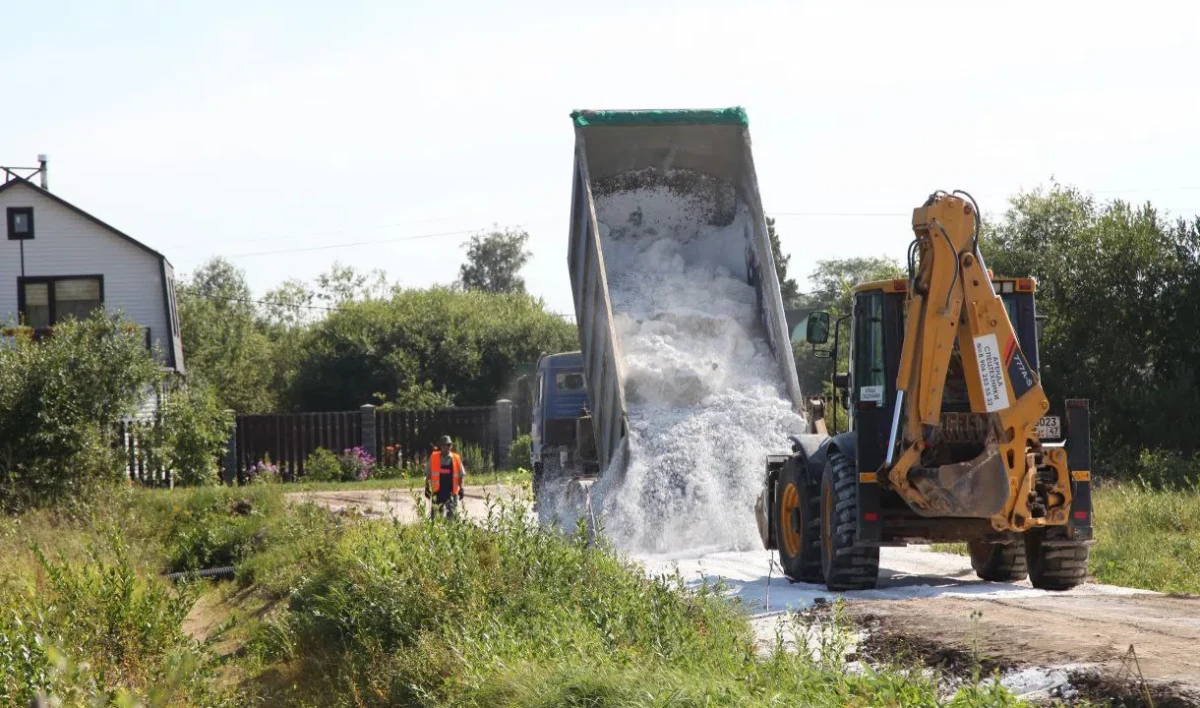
425 435 465 519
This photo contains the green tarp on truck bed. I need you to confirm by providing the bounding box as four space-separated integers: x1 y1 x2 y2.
570 107 748 128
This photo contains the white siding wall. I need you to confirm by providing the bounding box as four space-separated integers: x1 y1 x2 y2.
0 182 172 365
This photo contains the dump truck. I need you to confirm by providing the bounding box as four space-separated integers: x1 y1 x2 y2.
529 351 598 494
554 107 806 505
756 192 1094 591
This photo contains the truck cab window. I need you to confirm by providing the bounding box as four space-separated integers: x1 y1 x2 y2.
556 372 585 391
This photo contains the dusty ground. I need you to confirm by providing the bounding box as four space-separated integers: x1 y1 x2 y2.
293 486 1200 703
853 593 1200 703
640 546 1200 702
287 482 524 523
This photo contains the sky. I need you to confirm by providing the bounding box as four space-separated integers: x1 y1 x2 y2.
3 0 1200 317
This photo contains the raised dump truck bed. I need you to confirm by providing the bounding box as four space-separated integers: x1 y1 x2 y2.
566 107 804 487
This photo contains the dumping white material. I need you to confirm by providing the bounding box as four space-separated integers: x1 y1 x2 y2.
588 177 806 554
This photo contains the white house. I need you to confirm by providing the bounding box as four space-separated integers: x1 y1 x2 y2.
0 163 185 391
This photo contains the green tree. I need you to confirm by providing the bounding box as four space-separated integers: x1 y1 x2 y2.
287 287 576 411
458 227 532 294
160 382 233 486
980 183 1200 479
177 257 275 413
767 217 802 307
0 313 162 509
315 262 389 306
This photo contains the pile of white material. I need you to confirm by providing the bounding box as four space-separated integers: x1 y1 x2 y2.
589 178 806 554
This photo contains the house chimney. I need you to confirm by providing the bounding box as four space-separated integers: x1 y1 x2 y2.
37 154 48 190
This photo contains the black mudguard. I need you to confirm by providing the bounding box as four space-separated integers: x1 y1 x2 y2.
1065 399 1094 542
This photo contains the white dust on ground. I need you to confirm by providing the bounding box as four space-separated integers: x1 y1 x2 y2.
588 179 806 555
637 544 1145 698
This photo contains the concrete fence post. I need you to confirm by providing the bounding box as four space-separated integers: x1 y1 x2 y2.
495 399 514 469
223 411 238 485
360 404 378 460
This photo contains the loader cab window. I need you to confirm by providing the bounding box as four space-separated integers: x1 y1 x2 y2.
851 291 887 411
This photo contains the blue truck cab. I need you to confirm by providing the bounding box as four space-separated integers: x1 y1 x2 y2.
530 351 598 493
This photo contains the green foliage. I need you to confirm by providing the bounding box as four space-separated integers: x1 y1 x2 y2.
287 287 576 411
161 383 233 486
242 501 1026 707
304 448 341 482
459 227 532 294
0 529 229 706
155 485 283 573
315 261 390 306
178 257 277 413
0 312 162 511
767 216 802 308
337 447 375 482
508 433 532 470
1091 484 1200 593
453 439 494 476
980 183 1200 480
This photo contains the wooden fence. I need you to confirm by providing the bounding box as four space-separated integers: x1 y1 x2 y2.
374 406 497 467
117 401 528 486
235 411 362 482
117 420 171 486
229 403 519 483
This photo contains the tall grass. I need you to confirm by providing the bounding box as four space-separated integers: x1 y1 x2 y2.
0 529 234 706
1091 483 1200 592
1 486 1033 707
242 497 1027 707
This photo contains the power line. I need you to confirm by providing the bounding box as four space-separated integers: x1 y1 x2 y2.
197 292 578 319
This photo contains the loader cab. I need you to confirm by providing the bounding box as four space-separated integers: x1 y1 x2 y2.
821 277 1042 471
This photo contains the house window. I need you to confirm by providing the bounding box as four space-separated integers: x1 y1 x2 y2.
18 276 104 328
7 207 34 240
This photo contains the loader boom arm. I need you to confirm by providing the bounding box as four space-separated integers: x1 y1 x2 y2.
883 192 1071 531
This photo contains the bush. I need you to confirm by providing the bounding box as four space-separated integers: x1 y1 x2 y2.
0 312 162 511
286 287 577 411
154 485 283 573
455 438 494 476
246 457 280 485
0 529 230 706
162 382 233 486
508 433 532 470
305 448 341 482
338 446 375 481
1132 448 1200 490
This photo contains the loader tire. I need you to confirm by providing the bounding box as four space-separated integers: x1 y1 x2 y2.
1025 528 1089 591
820 451 879 591
775 460 823 584
968 536 1028 582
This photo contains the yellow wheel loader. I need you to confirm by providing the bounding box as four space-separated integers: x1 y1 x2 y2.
756 191 1094 591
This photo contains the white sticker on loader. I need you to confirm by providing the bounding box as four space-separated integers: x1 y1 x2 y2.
974 333 1010 412
860 385 884 403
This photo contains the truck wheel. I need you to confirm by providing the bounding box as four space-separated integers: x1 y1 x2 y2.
1025 528 1089 590
774 460 823 583
820 451 879 591
968 536 1028 582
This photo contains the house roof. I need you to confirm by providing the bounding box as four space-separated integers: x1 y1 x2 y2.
0 177 172 267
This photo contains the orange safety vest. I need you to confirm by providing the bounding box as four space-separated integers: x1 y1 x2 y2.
428 450 463 495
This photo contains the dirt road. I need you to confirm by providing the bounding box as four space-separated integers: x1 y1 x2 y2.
294 487 1200 702
639 546 1200 702
287 483 524 523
